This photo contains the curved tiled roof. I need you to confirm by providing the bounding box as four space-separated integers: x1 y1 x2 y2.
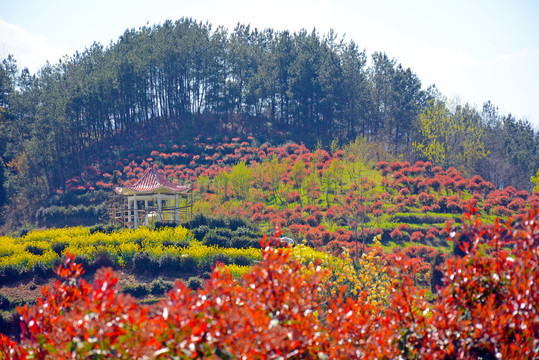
114 167 191 195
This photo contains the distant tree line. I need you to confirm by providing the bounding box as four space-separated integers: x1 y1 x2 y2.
0 18 537 227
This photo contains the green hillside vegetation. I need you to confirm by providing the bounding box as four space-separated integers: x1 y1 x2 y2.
1 18 538 231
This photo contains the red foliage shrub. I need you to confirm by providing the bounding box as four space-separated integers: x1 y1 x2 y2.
428 177 442 191
410 231 424 242
250 213 263 222
405 195 418 207
386 205 398 215
492 205 512 217
447 200 461 213
285 190 301 204
303 204 318 214
515 189 529 199
392 170 404 180
399 188 410 196
305 215 320 227
3 208 539 359
371 201 383 210
389 161 404 171
438 195 448 209
379 191 391 200
390 229 404 241
397 223 410 232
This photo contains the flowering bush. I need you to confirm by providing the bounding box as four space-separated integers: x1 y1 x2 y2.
2 207 539 358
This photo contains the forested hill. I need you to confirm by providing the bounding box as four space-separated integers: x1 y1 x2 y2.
0 18 538 229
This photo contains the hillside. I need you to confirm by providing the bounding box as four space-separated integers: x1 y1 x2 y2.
40 134 536 243
2 133 537 312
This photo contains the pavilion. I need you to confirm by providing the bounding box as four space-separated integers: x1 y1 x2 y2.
111 166 193 229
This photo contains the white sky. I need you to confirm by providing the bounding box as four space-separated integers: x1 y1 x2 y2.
1 0 538 127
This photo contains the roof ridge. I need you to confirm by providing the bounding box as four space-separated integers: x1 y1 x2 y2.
115 166 191 194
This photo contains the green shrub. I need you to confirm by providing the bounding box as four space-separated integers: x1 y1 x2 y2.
150 278 174 296
0 310 21 337
0 294 11 311
0 265 20 284
230 236 259 249
198 257 214 273
51 242 68 256
203 231 230 247
186 276 203 291
232 255 253 266
233 226 254 237
227 217 248 231
32 261 51 279
89 223 120 234
154 221 177 230
213 253 232 266
180 256 198 273
121 283 149 298
162 240 190 248
92 251 115 269
73 254 90 269
159 253 183 276
133 252 157 275
191 225 210 240
25 245 44 256
183 213 207 228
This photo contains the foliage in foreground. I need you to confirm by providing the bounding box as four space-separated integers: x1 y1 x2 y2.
1 207 538 359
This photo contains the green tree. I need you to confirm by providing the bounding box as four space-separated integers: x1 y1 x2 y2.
229 162 253 200
213 171 230 202
290 159 307 189
413 99 487 176
301 169 321 205
253 156 286 204
320 158 344 207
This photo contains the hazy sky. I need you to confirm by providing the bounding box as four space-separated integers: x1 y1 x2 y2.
1 0 538 127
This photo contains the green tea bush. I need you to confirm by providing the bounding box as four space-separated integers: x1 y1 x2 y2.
191 225 210 240
25 245 44 256
133 252 156 274
213 253 232 266
149 278 174 296
159 253 183 276
180 255 197 273
232 254 253 266
186 276 203 291
121 283 149 298
32 261 51 279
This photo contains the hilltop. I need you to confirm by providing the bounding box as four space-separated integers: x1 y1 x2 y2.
1 18 539 231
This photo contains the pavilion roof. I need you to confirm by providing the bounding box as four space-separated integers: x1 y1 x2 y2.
114 167 191 195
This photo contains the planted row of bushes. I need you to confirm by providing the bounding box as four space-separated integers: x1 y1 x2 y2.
120 276 206 298
0 226 261 285
35 204 107 227
389 212 461 225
